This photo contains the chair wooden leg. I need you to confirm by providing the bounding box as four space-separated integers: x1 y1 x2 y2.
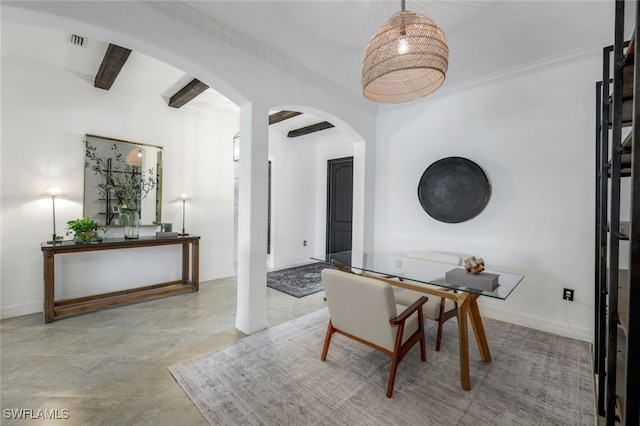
435 319 444 351
418 308 427 361
435 299 447 351
321 320 335 361
420 335 426 361
386 322 405 398
387 355 400 398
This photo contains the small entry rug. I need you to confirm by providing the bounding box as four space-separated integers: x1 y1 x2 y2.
266 262 335 298
169 308 594 425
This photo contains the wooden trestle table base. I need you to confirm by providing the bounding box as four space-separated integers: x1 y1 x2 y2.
41 236 200 323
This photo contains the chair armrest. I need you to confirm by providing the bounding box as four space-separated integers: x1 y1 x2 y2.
391 296 428 325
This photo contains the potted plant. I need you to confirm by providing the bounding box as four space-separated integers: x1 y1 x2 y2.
66 217 99 243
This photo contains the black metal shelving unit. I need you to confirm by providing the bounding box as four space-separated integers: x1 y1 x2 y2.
595 1 640 424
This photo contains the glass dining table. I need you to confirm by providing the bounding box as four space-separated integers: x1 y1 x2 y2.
312 250 525 391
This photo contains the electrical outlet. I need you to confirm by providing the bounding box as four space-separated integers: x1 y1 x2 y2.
563 288 574 301
303 240 307 246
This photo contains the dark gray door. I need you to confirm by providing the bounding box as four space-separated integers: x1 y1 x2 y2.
326 157 353 253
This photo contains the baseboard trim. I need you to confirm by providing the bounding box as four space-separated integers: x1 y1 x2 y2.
200 270 236 282
0 301 42 320
270 258 316 271
480 304 592 342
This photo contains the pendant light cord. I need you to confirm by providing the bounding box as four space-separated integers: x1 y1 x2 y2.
400 0 407 35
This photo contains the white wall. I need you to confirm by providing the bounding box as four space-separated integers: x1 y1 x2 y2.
0 53 239 318
375 50 602 340
267 125 355 269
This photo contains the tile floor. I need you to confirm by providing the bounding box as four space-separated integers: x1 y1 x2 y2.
0 277 327 425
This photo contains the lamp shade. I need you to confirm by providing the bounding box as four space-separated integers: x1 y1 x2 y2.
41 187 67 197
177 193 191 201
362 9 448 104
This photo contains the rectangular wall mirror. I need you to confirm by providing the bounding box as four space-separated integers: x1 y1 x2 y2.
83 134 163 226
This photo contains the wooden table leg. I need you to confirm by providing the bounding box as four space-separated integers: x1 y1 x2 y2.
192 239 199 292
182 242 189 285
43 250 55 323
468 295 491 362
457 293 471 391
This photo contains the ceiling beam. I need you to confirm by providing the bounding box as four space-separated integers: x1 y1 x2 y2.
94 44 132 90
168 79 209 108
269 110 302 125
287 121 335 138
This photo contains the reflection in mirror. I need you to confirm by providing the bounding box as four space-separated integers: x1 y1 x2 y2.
83 134 163 226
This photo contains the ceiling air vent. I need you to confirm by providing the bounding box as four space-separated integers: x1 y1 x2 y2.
69 34 87 48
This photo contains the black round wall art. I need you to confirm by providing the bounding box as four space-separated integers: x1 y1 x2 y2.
417 156 491 223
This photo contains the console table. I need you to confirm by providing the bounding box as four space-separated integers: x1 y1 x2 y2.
41 235 200 323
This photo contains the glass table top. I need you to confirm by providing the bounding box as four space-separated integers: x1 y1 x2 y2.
312 251 525 300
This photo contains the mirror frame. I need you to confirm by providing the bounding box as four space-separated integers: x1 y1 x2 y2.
83 134 163 226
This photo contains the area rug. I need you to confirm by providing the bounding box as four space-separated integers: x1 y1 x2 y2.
169 309 594 425
266 262 335 297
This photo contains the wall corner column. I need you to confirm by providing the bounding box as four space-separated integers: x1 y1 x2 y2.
361 133 376 253
235 102 269 334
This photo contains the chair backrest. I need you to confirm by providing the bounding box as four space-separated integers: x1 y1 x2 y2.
405 250 462 266
321 269 398 351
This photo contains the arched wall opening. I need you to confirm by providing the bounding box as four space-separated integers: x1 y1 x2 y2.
0 4 375 330
264 105 366 271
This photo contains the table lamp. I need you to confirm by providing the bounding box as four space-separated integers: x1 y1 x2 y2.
177 193 191 236
41 186 67 243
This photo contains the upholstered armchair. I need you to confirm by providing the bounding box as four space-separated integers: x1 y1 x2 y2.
392 251 462 351
320 269 428 398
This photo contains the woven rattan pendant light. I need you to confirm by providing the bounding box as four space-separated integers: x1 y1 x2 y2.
362 0 448 104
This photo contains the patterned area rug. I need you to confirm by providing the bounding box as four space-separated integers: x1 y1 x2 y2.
169 309 594 425
266 262 335 298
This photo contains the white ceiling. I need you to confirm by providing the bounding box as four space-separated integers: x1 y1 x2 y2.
180 0 618 96
0 1 627 130
0 21 239 114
